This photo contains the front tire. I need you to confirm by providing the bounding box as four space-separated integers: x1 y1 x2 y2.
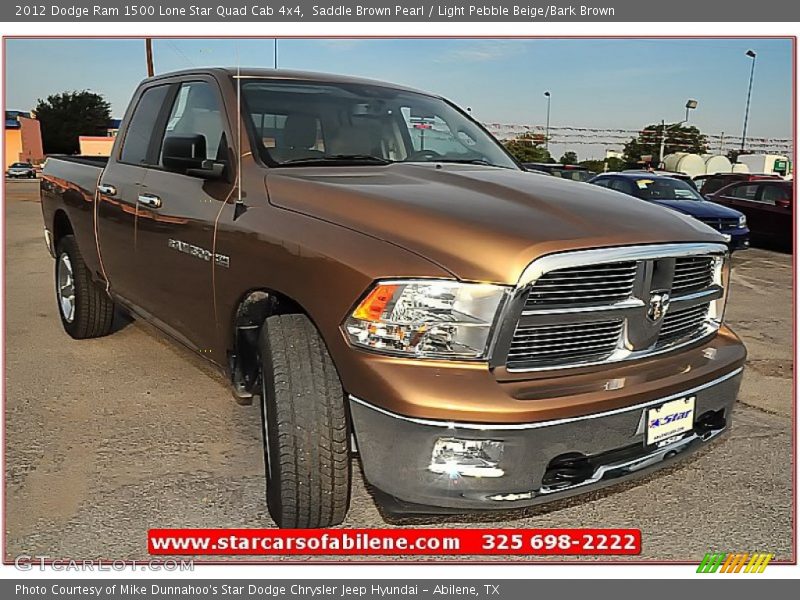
55 235 115 339
259 314 351 528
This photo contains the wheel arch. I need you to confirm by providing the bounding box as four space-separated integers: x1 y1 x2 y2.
52 209 74 247
228 287 311 402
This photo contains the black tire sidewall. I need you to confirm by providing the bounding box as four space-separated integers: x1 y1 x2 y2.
259 332 284 521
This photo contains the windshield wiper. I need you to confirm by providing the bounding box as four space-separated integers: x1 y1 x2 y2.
428 158 505 168
280 154 393 166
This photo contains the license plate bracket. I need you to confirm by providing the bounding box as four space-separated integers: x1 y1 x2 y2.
646 396 696 447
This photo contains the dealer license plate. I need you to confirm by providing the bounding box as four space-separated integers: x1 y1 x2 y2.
646 396 695 446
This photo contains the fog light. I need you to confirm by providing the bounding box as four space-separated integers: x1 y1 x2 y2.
428 437 504 478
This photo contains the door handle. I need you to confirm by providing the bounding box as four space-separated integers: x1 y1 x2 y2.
137 193 162 209
97 183 117 196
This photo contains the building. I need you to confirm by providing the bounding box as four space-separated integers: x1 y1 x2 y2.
5 110 44 168
78 118 122 156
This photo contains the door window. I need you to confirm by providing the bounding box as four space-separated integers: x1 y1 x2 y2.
160 81 226 166
760 184 789 206
726 184 759 201
609 179 632 194
119 85 170 165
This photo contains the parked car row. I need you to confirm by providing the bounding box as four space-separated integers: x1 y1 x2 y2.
524 162 792 252
589 172 750 251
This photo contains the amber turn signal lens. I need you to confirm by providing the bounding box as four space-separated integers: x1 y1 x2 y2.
352 284 398 322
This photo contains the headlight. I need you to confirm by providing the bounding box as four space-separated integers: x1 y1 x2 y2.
738 215 747 228
343 280 509 359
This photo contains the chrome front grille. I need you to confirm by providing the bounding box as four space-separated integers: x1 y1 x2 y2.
658 304 710 344
672 256 714 295
507 319 623 369
700 217 740 231
499 243 728 372
524 261 638 308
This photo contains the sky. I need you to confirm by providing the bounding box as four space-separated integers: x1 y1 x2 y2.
4 37 794 160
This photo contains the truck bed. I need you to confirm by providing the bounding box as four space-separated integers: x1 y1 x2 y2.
42 155 106 197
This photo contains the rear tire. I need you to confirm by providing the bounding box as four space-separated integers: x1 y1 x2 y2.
55 235 115 339
259 314 351 528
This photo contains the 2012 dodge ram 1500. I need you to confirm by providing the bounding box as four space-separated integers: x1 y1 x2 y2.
41 68 746 528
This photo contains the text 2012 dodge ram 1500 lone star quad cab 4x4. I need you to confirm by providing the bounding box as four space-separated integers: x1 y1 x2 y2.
41 68 746 528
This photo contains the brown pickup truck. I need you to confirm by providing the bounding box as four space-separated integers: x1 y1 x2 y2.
41 68 746 528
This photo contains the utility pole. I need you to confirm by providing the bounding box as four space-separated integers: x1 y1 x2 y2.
544 91 551 153
145 38 154 77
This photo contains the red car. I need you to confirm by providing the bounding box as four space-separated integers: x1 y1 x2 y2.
695 172 782 195
707 179 793 251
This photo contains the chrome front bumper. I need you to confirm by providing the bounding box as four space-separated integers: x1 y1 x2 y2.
350 367 743 512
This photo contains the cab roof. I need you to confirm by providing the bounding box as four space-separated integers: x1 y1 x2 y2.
143 68 434 97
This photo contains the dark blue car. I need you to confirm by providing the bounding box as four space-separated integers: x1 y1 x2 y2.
589 172 750 251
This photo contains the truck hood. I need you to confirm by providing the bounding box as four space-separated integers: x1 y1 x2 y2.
266 163 725 285
650 198 744 219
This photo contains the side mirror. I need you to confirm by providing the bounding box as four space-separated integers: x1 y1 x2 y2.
163 134 226 179
776 198 792 209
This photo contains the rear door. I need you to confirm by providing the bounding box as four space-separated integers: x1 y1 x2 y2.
130 77 236 355
97 83 171 304
756 182 792 242
716 183 762 233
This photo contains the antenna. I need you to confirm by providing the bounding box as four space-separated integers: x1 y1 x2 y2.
233 45 246 219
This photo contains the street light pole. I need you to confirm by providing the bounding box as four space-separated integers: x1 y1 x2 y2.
544 91 551 153
274 38 278 69
658 99 698 166
741 50 757 152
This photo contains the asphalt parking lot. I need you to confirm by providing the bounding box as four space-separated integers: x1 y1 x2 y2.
3 177 794 562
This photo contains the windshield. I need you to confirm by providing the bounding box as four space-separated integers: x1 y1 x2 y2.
10 163 31 168
241 80 518 169
632 177 704 201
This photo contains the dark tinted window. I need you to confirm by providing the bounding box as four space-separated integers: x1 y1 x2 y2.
609 178 632 194
120 85 170 165
703 175 741 194
760 184 791 205
592 178 611 188
727 183 759 201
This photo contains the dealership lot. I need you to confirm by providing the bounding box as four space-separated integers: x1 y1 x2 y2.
4 178 793 561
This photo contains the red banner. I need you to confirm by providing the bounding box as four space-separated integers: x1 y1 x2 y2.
148 528 641 556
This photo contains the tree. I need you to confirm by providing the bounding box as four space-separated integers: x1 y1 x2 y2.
34 91 112 155
560 151 578 165
579 159 605 173
579 156 628 174
606 157 627 172
622 123 708 167
503 132 552 163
